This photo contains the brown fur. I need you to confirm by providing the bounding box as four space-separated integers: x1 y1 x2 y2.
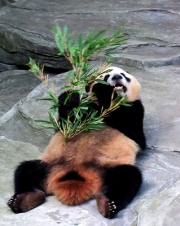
96 194 111 218
40 125 139 206
10 190 46 212
45 165 102 205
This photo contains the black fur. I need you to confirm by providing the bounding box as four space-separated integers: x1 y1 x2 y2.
120 73 131 82
8 74 145 217
14 160 49 193
58 82 146 149
61 171 85 182
58 91 80 121
103 165 142 218
92 83 146 149
8 160 49 213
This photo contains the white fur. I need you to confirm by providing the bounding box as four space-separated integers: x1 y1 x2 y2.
102 67 141 102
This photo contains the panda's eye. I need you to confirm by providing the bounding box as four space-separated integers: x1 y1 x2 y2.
121 73 131 82
104 74 110 81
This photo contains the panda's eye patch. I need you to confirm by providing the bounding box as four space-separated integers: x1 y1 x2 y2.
104 74 110 81
121 73 131 82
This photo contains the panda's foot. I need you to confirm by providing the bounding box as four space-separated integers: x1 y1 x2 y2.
8 190 46 213
8 193 26 213
96 195 118 219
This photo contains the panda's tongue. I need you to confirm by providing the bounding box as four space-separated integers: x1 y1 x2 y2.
114 85 123 91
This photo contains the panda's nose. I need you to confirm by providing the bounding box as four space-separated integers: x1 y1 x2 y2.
112 75 122 81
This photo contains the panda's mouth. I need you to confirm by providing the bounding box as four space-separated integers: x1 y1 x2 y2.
114 83 127 92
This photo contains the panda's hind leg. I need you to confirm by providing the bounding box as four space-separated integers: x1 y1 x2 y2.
8 160 49 213
96 165 142 219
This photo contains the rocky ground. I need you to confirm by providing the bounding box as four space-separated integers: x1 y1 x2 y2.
0 0 180 226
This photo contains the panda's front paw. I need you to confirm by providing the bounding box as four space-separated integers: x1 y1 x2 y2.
96 195 119 219
92 83 114 109
58 91 80 108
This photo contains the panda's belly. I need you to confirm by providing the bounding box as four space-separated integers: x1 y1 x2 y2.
75 127 139 167
40 126 139 167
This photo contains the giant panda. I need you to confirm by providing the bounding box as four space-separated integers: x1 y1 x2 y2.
8 66 146 219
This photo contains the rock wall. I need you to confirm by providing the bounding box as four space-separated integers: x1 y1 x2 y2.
0 1 180 226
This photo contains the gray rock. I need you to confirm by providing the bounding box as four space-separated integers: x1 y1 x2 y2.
1 65 179 225
0 0 6 7
129 65 180 152
1 0 180 69
1 0 180 225
136 180 180 226
0 70 40 117
0 138 124 225
112 45 180 68
0 62 18 72
1 139 180 226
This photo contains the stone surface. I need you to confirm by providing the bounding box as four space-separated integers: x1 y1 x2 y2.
0 70 40 117
0 139 117 226
128 65 180 152
0 0 180 225
0 65 180 225
6 65 178 152
0 0 180 70
1 138 180 226
0 62 18 72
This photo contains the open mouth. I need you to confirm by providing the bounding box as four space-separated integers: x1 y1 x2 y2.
114 83 127 92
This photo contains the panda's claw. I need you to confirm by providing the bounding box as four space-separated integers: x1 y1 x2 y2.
8 193 24 213
96 195 119 219
107 200 118 217
8 190 46 213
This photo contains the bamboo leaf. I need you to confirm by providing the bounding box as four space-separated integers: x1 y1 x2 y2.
95 79 109 85
35 120 52 123
122 103 132 107
28 25 128 140
38 97 54 101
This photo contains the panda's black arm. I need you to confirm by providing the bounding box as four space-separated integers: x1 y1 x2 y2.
58 82 114 120
92 83 115 109
127 104 146 150
129 101 146 150
58 91 80 121
124 101 146 150
104 100 146 150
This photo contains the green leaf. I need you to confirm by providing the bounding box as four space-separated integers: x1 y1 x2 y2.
41 123 54 128
29 26 128 139
35 120 52 123
84 124 104 131
48 92 58 101
38 97 54 101
79 106 89 110
95 79 109 85
122 103 132 107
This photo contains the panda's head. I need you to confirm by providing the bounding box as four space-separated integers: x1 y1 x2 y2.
86 66 141 102
101 66 141 102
